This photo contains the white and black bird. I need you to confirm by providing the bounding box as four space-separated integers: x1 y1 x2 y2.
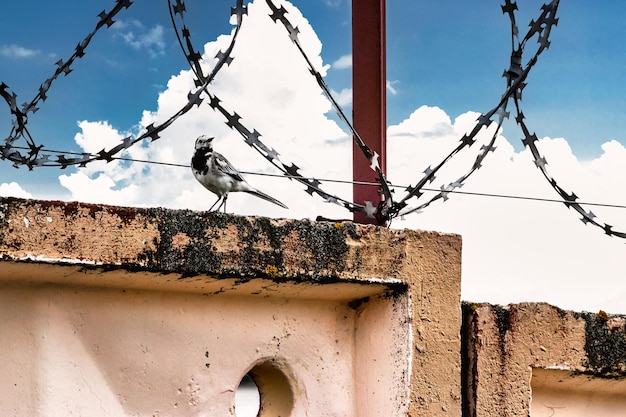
191 135 288 212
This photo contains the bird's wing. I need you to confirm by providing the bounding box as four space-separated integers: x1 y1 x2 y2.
213 152 246 182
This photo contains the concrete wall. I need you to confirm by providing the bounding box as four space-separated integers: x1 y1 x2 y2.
5 197 624 417
0 197 462 417
463 302 626 417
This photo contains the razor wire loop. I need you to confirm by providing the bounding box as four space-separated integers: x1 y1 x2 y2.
1 0 134 168
91 1 248 165
506 1 626 239
0 0 243 170
261 0 572 226
396 1 560 218
399 0 626 239
1 0 135 168
170 0 370 215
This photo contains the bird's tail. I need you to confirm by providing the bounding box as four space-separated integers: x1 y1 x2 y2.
244 189 288 209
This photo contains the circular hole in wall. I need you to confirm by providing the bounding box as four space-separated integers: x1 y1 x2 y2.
235 373 260 417
235 360 295 417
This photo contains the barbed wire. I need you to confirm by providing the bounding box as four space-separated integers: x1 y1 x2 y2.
504 0 625 239
1 0 133 168
11 145 626 211
1 0 245 170
2 0 624 237
395 1 558 217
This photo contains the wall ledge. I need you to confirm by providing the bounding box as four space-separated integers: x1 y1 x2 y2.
0 197 460 282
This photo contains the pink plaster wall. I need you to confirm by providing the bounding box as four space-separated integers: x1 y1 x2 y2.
0 279 410 416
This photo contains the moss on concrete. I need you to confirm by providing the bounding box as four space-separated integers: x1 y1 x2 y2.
135 208 356 280
580 311 626 375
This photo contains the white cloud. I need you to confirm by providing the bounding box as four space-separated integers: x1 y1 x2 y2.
332 54 352 70
330 87 352 107
386 80 399 95
0 182 33 198
324 0 343 7
74 120 127 155
112 19 143 30
41 0 626 314
117 23 166 58
0 44 40 58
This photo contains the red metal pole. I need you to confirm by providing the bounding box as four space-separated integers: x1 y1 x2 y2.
352 0 387 224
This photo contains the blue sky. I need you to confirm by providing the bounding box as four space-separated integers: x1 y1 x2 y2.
1 0 625 313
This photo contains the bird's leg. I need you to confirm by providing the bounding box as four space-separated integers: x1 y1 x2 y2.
221 194 229 213
213 194 228 213
208 196 222 212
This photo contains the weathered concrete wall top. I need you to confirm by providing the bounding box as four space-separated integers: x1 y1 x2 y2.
0 197 463 417
0 197 460 285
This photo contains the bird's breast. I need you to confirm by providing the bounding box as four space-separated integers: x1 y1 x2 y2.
191 150 209 175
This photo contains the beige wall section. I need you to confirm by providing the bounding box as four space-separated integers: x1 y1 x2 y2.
0 197 462 416
0 283 403 416
464 302 626 417
531 369 626 417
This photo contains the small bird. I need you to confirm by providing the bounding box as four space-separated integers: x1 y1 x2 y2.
191 135 288 212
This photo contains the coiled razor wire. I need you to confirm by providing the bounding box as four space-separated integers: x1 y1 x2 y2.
1 0 624 237
503 1 626 239
396 0 560 217
1 0 245 169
